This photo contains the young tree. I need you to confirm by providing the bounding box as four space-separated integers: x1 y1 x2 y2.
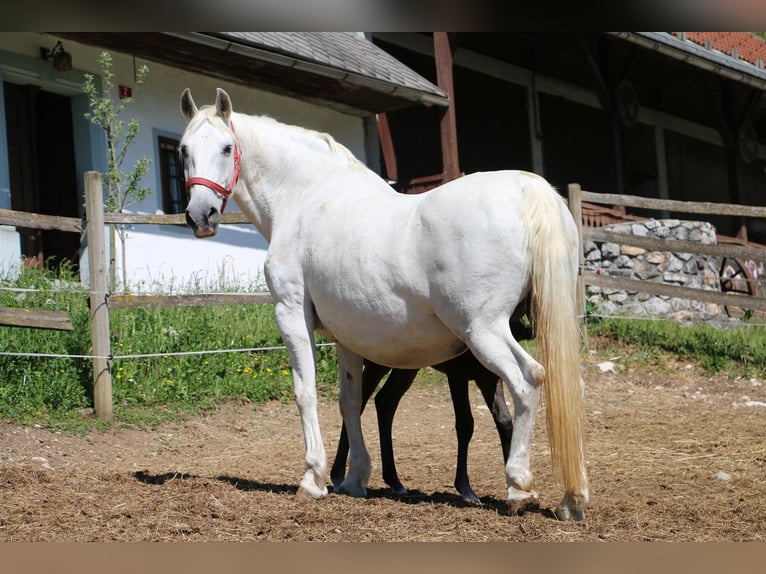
82 51 151 291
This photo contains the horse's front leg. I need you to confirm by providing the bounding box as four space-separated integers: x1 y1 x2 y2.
334 345 370 497
273 299 328 499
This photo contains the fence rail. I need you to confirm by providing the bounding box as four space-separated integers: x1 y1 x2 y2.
0 208 82 233
107 292 275 309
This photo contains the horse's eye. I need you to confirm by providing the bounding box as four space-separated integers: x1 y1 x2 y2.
223 144 233 155
178 145 188 159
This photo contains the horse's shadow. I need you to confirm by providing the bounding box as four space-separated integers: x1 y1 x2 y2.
132 471 554 518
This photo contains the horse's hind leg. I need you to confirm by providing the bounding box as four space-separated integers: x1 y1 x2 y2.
373 368 418 495
330 360 389 490
465 324 544 515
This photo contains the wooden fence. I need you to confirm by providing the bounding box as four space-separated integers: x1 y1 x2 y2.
5 173 766 421
2 172 275 421
567 183 766 320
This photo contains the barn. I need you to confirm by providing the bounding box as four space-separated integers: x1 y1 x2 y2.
372 32 766 243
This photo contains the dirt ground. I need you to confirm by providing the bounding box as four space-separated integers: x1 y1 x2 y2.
1 339 765 542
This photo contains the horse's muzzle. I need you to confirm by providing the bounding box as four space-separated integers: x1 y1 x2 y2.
185 206 220 238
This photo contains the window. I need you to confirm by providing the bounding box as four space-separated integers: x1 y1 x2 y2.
158 136 187 214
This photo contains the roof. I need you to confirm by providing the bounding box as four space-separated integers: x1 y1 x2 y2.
210 32 446 106
676 32 766 68
58 32 448 115
611 32 766 91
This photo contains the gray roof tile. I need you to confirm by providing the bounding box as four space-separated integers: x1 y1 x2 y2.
211 32 447 102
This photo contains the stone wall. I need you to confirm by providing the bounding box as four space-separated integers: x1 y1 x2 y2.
583 219 726 321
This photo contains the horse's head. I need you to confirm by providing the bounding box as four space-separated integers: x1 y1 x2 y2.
179 88 241 238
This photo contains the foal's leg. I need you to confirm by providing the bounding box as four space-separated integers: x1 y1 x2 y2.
466 322 545 515
445 355 513 504
475 371 513 465
335 344 371 497
330 360 389 489
446 369 478 502
373 368 419 494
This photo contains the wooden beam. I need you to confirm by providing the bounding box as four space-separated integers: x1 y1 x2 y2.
578 33 611 110
567 184 587 338
376 113 398 182
0 307 73 331
0 208 82 233
584 227 766 262
580 189 766 218
85 171 113 422
101 211 251 225
433 32 461 181
108 292 274 309
582 270 766 314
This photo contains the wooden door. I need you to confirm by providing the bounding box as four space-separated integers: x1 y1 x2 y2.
3 83 80 270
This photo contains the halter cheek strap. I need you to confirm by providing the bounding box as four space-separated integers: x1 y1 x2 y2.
185 122 242 214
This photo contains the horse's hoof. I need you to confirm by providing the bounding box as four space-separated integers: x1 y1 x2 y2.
554 501 586 521
296 480 328 500
506 490 540 515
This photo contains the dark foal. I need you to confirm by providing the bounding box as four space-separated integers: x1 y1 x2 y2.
331 320 532 503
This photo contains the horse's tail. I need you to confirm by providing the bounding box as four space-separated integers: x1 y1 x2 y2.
521 175 588 510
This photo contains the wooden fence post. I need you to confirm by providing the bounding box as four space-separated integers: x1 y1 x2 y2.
85 171 113 421
567 183 588 348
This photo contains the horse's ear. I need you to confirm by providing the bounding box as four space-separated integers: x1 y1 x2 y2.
180 88 198 121
215 88 233 122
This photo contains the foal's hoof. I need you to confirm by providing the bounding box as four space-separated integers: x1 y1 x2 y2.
455 479 480 504
384 477 408 496
458 489 481 505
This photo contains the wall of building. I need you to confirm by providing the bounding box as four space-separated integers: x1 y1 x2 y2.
0 32 370 291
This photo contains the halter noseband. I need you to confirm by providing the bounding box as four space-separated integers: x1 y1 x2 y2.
184 121 242 214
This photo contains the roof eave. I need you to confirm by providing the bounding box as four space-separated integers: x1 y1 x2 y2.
167 32 449 110
609 32 766 91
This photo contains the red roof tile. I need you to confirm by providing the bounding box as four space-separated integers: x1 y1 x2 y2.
673 32 766 67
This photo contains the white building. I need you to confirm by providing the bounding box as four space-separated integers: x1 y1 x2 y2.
0 32 446 292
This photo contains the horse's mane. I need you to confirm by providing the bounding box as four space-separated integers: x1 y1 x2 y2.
253 115 365 172
191 107 365 172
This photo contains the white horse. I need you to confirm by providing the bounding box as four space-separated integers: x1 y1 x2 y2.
179 88 589 520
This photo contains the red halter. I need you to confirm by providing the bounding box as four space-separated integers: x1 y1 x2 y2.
185 121 242 214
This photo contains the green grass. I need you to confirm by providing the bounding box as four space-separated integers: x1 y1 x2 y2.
5 265 766 432
0 265 337 431
587 316 766 375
